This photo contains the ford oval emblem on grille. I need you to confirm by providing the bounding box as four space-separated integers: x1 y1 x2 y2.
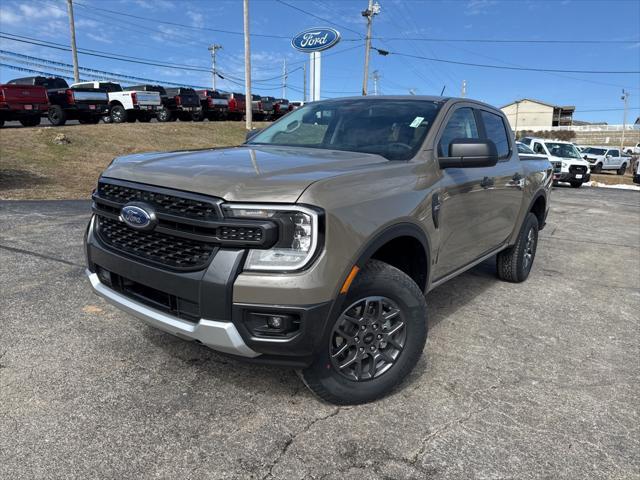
120 204 156 231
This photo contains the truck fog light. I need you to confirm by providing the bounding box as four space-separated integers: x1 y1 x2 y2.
267 315 285 329
246 312 300 337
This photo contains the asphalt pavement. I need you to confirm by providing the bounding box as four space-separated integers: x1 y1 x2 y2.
1 187 639 479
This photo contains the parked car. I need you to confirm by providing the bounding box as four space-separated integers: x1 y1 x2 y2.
290 101 303 110
581 147 630 175
221 92 246 120
194 90 229 121
273 98 291 119
72 81 161 123
623 143 640 155
520 137 590 188
516 141 546 159
163 87 201 121
0 83 49 127
85 96 551 405
7 76 108 126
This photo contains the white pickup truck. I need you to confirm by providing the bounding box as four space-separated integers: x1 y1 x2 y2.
520 137 591 188
71 81 162 123
581 147 630 175
624 143 640 155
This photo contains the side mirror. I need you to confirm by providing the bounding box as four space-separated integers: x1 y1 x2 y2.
439 138 499 169
245 128 263 142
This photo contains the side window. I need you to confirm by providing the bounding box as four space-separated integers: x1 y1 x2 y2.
480 110 510 159
438 108 479 156
533 142 546 155
609 150 619 157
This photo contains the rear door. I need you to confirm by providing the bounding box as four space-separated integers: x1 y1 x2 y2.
476 107 524 251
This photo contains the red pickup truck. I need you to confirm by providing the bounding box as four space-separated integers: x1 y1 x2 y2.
0 83 49 127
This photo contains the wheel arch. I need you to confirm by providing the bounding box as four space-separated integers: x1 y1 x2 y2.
348 223 431 293
528 191 547 230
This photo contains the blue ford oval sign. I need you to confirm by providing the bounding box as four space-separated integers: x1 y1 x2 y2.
291 27 341 53
121 204 156 231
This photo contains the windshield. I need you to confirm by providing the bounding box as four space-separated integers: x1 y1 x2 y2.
583 147 606 155
517 143 535 154
545 142 580 159
247 99 443 161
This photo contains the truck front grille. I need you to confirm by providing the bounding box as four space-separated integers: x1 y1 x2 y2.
569 165 587 174
97 217 215 269
98 181 219 220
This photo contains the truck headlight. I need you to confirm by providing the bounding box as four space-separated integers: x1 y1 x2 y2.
222 204 322 272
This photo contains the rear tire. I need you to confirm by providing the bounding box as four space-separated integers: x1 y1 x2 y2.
300 260 428 405
48 105 67 126
497 212 539 283
570 181 582 188
617 164 626 175
110 105 127 123
19 116 41 127
102 115 113 124
192 110 205 121
157 107 173 122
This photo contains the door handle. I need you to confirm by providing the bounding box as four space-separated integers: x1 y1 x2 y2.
480 176 494 189
432 192 441 229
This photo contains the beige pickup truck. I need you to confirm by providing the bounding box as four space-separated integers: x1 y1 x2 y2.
86 96 552 404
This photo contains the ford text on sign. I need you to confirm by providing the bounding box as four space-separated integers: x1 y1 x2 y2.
291 28 341 53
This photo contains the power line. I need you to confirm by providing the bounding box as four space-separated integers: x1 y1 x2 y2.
73 0 291 39
372 46 640 74
375 36 640 45
274 0 364 38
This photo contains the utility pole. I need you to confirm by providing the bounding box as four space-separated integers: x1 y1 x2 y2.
282 58 287 99
461 80 467 98
621 89 629 152
303 61 307 102
361 0 380 96
208 44 222 90
243 0 252 130
66 0 80 83
371 70 380 95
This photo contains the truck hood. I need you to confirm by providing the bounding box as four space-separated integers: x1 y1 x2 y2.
102 145 389 203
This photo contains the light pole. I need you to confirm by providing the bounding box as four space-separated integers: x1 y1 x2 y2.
621 89 629 152
208 44 222 90
66 0 80 83
361 0 380 96
243 0 252 130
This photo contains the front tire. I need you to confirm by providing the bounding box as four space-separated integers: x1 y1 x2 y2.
497 212 539 283
593 163 602 174
300 260 427 405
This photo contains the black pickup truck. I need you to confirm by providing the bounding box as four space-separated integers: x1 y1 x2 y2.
194 90 229 121
7 76 109 126
163 87 201 122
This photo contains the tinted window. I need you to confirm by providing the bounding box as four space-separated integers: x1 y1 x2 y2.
533 142 546 155
608 150 619 156
248 99 443 161
517 142 534 154
438 108 479 156
583 147 606 155
545 142 580 159
480 110 509 158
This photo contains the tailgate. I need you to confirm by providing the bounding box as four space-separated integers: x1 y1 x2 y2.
135 91 161 106
1 84 48 104
179 94 200 108
71 90 109 103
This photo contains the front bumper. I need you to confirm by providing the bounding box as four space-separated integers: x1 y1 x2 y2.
553 172 590 183
85 217 334 366
87 270 260 357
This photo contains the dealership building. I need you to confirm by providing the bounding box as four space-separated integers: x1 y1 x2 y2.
501 98 575 131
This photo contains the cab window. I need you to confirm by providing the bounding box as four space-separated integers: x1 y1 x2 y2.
438 108 479 156
479 110 510 159
533 142 546 155
608 150 619 157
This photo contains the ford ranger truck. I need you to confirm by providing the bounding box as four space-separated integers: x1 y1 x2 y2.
8 76 108 126
0 83 49 127
72 81 161 123
581 147 630 175
85 97 552 405
520 137 590 188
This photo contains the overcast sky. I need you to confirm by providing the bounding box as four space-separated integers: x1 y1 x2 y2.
1 0 638 124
